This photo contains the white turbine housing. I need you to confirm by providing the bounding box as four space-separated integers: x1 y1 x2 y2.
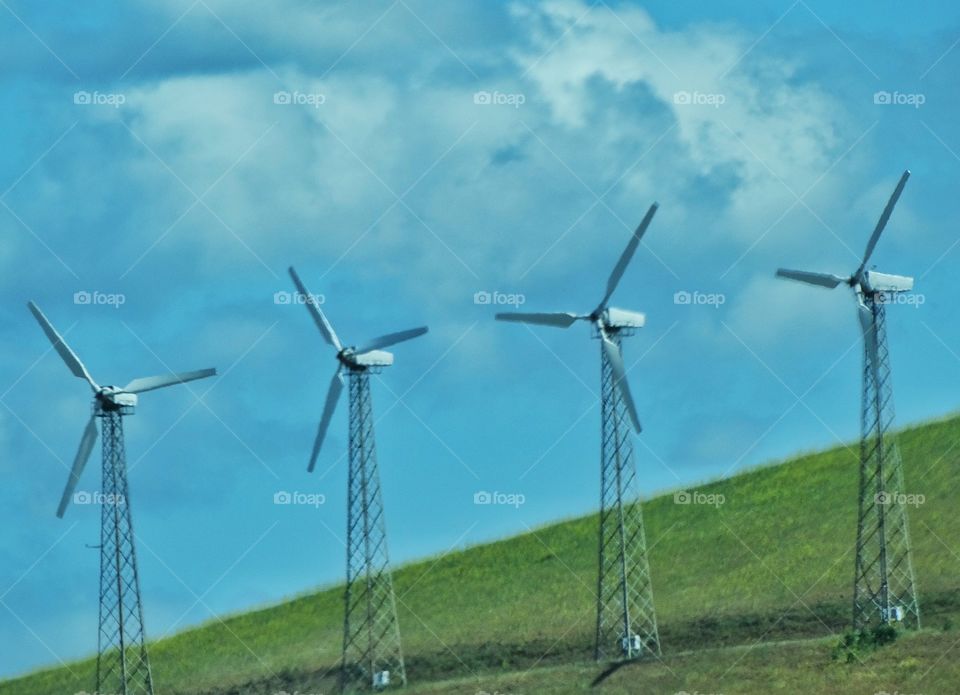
863 270 914 294
352 350 394 367
604 307 646 329
102 389 139 409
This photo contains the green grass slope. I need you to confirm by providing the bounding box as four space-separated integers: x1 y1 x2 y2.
404 629 960 695
6 415 960 694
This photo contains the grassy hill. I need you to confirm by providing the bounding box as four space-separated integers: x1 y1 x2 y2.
5 415 960 694
396 630 960 695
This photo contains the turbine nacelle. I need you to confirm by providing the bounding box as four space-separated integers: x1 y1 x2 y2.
95 387 139 411
338 348 395 369
599 307 646 330
860 270 914 295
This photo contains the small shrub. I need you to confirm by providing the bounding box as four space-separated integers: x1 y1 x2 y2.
831 624 900 663
872 623 898 646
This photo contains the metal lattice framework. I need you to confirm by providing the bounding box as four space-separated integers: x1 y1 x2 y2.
340 370 406 693
96 407 155 695
853 295 920 631
594 330 660 661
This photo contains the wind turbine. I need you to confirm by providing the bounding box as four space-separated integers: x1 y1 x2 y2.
496 203 661 661
28 301 216 695
776 170 920 632
289 267 427 691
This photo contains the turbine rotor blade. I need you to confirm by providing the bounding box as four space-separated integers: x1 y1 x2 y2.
856 170 910 279
354 327 428 355
308 370 345 473
56 415 99 518
288 267 342 351
123 368 217 394
775 269 847 289
27 302 99 391
600 334 642 433
494 312 581 328
596 202 659 312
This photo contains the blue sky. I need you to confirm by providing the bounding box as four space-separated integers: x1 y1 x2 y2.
3 0 960 680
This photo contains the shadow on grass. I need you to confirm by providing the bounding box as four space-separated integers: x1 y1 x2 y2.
590 660 630 687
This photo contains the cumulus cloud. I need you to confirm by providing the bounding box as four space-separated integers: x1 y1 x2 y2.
7 0 860 300
513 0 853 241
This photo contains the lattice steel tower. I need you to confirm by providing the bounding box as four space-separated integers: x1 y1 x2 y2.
852 295 920 630
496 203 663 661
341 371 405 692
594 330 660 660
289 267 427 691
97 407 154 695
777 170 920 632
27 301 216 695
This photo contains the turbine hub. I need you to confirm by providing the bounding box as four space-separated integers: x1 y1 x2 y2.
337 348 362 369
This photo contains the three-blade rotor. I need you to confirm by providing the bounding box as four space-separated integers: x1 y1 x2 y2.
288 267 429 472
27 301 217 518
775 170 913 364
494 203 659 434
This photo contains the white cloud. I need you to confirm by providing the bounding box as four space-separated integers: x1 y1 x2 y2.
512 0 853 240
6 0 860 325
